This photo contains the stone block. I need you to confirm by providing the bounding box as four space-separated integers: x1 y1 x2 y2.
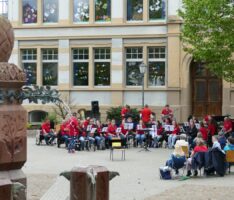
0 179 12 200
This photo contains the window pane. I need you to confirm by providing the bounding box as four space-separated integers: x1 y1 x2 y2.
0 0 8 18
42 49 58 60
21 49 37 60
95 0 111 22
126 61 142 86
23 63 37 85
43 0 59 23
43 63 58 85
73 48 89 60
126 47 143 59
73 62 89 86
73 0 89 22
94 48 111 60
149 0 166 20
94 62 110 86
22 0 37 24
148 62 165 86
127 0 143 21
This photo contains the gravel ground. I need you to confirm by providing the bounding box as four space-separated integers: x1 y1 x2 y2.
24 138 234 200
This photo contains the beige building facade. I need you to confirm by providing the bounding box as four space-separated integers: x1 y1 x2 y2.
1 0 233 122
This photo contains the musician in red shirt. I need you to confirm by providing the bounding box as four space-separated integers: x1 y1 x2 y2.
199 122 208 141
207 117 218 147
41 119 55 145
168 121 180 148
140 104 152 125
121 105 130 119
223 117 233 138
161 104 173 121
67 116 79 153
136 120 146 146
107 119 117 139
58 120 70 147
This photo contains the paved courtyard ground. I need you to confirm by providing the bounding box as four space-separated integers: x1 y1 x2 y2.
24 138 234 200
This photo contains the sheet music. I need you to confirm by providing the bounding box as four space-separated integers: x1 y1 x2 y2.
101 127 108 132
87 125 92 132
169 125 174 132
90 128 97 134
116 127 122 133
184 122 189 127
124 123 134 130
164 125 170 131
150 125 157 137
137 125 143 130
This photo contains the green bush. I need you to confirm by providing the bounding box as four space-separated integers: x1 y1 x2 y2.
106 106 140 125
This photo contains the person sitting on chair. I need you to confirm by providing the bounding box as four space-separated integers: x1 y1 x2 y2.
168 120 180 149
223 117 233 139
58 120 70 148
166 144 186 175
186 119 198 148
161 104 173 121
41 118 55 145
107 119 118 143
136 120 146 147
224 137 234 152
94 120 105 150
186 138 208 176
175 134 189 149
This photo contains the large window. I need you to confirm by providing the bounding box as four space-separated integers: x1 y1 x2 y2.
126 47 143 86
94 48 111 86
73 48 89 86
148 47 166 86
21 49 37 85
22 0 37 24
95 0 111 22
0 0 8 18
43 0 59 23
73 0 89 23
127 0 143 21
42 49 58 86
149 0 166 20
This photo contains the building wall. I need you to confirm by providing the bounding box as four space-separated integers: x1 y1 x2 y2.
5 0 234 122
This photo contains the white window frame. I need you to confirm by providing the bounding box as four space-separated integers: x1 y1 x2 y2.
94 47 111 87
148 46 166 87
72 48 89 87
126 0 144 22
148 0 167 22
125 47 143 87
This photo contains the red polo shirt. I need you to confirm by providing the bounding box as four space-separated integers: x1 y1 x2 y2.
121 107 129 118
208 124 216 136
141 108 152 123
107 124 117 136
200 127 208 141
172 125 180 135
41 122 50 135
224 120 232 132
161 108 172 116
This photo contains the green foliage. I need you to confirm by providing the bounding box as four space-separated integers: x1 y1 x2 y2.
179 0 234 82
46 112 62 124
106 106 140 124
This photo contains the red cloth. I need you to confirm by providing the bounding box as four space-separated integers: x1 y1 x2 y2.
172 125 180 135
161 108 173 115
200 127 208 141
120 124 128 135
121 107 129 118
83 120 89 129
208 124 216 136
107 124 117 136
224 120 233 132
41 122 50 135
194 145 208 153
141 108 152 123
60 123 69 136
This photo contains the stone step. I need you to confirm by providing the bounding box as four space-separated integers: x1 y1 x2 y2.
40 176 69 200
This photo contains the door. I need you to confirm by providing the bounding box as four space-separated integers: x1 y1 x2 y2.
191 62 222 117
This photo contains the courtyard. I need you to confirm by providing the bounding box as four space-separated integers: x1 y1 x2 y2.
25 137 234 200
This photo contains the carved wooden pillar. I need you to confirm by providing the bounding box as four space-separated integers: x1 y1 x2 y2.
0 16 27 199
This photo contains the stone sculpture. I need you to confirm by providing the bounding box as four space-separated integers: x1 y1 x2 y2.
0 16 27 200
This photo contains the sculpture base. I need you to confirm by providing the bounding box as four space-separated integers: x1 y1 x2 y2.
0 169 26 187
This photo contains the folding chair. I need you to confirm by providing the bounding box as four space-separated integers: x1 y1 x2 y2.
110 138 125 161
226 150 234 173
